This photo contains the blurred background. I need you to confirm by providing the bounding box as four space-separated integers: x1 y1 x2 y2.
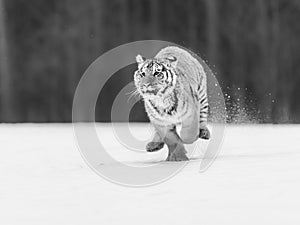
0 0 299 123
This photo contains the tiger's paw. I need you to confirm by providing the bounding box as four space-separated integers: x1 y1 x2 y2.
167 152 189 161
199 127 210 140
146 142 165 152
166 144 189 161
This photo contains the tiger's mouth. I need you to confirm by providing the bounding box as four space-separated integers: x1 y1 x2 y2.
140 84 172 98
141 87 159 96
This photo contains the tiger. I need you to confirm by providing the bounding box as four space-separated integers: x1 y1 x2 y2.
134 46 210 161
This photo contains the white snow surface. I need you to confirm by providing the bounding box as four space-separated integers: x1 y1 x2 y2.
0 123 300 225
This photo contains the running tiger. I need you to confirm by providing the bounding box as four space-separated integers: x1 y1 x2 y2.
134 46 210 161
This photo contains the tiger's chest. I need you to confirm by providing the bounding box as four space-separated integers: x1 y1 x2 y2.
144 92 194 126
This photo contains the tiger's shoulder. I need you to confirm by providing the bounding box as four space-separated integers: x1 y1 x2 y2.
156 46 206 91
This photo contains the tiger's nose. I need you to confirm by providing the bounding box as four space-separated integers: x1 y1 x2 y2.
144 76 156 84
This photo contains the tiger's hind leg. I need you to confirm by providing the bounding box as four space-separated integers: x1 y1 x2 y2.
199 95 210 140
146 130 165 152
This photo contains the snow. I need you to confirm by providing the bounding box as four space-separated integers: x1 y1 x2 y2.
0 123 300 225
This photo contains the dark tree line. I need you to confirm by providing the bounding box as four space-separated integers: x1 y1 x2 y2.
0 0 300 123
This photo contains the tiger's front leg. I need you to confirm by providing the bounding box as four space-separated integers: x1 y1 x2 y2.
180 110 199 144
146 130 165 152
153 124 188 161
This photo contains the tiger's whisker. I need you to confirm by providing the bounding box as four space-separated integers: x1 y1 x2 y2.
126 89 141 102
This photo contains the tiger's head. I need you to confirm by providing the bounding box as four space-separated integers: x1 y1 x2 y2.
134 55 178 99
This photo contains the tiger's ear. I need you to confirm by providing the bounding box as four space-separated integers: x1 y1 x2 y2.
166 56 178 68
136 54 145 66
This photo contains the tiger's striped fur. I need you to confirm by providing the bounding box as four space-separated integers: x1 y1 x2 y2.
134 46 210 161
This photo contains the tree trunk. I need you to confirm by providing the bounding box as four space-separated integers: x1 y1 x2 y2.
150 0 159 39
92 0 103 53
0 0 14 122
257 0 280 122
269 0 283 122
257 0 272 122
188 0 197 49
206 0 218 64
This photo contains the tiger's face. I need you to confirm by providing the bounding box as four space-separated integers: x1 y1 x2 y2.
134 55 178 98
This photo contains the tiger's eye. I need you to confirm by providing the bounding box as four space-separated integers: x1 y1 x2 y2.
156 73 164 79
156 67 162 72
